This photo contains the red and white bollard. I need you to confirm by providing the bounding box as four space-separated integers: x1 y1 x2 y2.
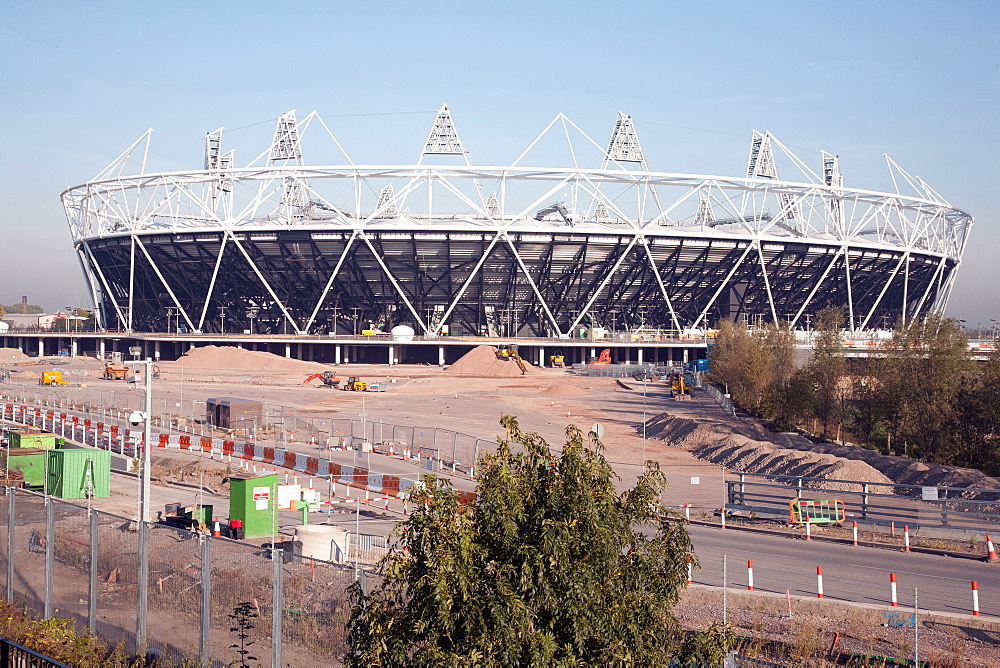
903 525 911 552
889 573 898 607
686 556 692 584
986 533 998 562
816 566 824 599
721 507 726 530
684 503 691 524
805 522 812 541
852 520 858 546
972 581 980 616
747 560 754 591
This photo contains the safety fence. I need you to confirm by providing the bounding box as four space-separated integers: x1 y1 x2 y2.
0 485 378 667
726 472 1000 534
691 376 736 416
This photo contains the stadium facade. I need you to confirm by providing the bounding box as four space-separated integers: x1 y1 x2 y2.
61 107 973 338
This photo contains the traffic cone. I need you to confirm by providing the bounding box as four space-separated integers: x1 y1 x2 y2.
288 433 294 443
212 517 221 537
987 533 998 562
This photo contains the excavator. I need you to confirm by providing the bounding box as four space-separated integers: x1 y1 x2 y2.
495 345 527 375
303 371 341 388
548 350 565 367
103 363 129 380
586 349 612 365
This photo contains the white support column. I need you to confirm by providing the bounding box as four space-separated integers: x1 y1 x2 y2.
154 341 161 359
539 346 545 368
638 349 643 365
296 343 302 359
99 339 106 360
590 348 596 359
285 343 291 358
38 337 44 357
683 348 689 364
71 339 78 359
335 345 342 365
388 345 394 366
438 346 445 366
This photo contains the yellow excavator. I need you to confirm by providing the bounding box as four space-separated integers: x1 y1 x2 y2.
103 363 128 380
496 345 527 375
548 350 565 367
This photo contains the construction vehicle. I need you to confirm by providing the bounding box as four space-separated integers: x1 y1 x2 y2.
587 349 612 365
40 371 65 386
496 345 527 375
303 371 341 388
670 373 689 397
103 363 129 381
549 350 566 367
151 365 160 379
343 377 367 392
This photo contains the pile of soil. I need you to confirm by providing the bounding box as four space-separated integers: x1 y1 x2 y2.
0 348 30 364
446 346 536 377
171 345 329 374
643 412 1000 493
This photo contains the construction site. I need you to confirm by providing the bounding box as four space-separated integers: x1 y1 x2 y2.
1 341 999 665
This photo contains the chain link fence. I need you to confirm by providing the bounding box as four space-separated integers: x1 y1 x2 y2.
0 486 369 666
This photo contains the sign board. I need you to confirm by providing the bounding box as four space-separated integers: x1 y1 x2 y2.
921 486 939 501
253 486 270 510
690 477 700 485
590 423 605 439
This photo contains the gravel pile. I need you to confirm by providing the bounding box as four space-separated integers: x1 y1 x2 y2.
539 382 587 396
446 345 536 377
0 348 31 363
171 345 329 373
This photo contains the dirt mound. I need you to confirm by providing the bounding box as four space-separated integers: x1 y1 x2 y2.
642 411 1000 493
171 345 329 374
0 348 30 364
446 346 536 377
540 382 587 396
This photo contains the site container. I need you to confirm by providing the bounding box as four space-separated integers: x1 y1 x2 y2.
8 430 57 450
45 448 111 499
206 397 263 430
2 449 47 487
228 473 278 539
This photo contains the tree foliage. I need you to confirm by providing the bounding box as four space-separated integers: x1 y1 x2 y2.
345 416 728 666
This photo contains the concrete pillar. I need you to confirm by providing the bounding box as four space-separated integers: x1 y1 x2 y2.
638 348 643 365
99 339 106 360
285 343 291 358
437 345 445 366
38 337 44 357
335 345 341 365
388 345 394 365
683 348 689 364
590 348 596 361
70 339 78 358
539 346 545 368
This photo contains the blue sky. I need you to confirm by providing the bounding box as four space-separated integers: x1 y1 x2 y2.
1 1 997 328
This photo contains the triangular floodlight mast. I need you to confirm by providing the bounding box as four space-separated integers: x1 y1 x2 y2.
485 193 501 218
375 184 398 218
421 104 467 157
205 128 224 170
746 131 778 179
605 112 645 163
694 190 716 225
270 110 303 163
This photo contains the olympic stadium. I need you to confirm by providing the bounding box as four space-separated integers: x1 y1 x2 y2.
61 107 973 339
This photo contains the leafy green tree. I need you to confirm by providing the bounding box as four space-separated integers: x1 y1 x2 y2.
345 416 728 667
709 320 776 413
804 307 848 441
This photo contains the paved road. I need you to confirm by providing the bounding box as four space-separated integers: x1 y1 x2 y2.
688 524 999 617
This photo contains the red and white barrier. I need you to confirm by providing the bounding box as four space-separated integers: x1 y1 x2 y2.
686 556 692 585
972 581 980 616
816 566 824 598
805 522 812 541
889 573 898 607
747 560 754 591
852 520 858 546
903 525 911 552
684 503 691 523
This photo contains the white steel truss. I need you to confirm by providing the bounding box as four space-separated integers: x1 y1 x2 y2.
61 107 974 335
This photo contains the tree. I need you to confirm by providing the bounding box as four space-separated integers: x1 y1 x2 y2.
804 307 848 441
345 416 729 666
709 320 775 413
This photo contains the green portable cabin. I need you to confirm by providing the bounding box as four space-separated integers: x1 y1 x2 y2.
228 473 278 539
45 448 111 499
8 430 57 450
2 448 48 488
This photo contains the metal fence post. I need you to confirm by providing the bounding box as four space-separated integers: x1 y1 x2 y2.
137 521 149 650
199 535 211 666
862 483 869 519
7 491 15 602
44 499 54 617
88 509 98 630
272 548 283 668
796 477 803 499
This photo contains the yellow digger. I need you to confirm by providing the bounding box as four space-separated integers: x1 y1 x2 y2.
103 363 128 381
548 350 565 367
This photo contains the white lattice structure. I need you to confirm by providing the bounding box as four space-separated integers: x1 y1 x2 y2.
61 108 973 337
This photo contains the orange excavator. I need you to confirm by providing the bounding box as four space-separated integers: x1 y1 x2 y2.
303 371 341 388
587 349 612 365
